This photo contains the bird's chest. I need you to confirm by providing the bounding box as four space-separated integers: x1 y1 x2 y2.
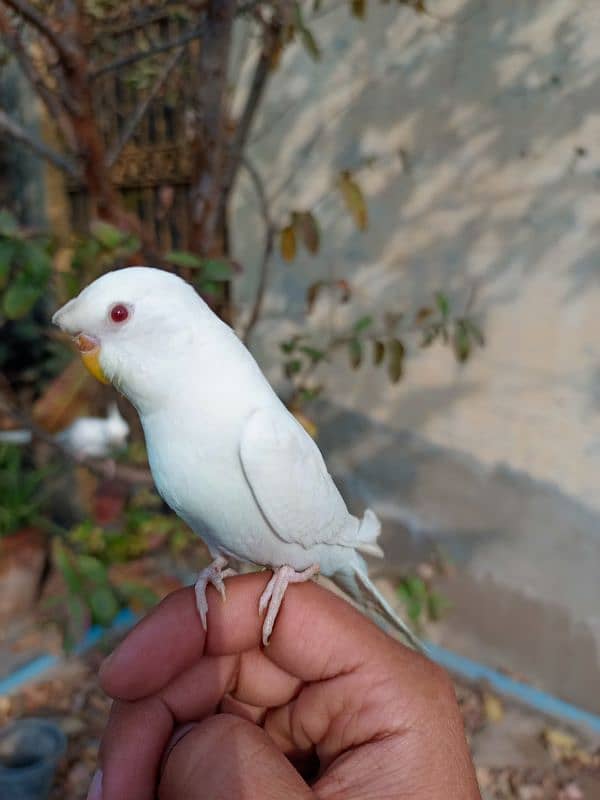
141 412 260 555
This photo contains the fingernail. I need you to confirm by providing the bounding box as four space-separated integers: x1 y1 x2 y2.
87 769 103 800
160 723 198 776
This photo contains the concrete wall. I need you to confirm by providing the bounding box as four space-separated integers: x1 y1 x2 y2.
232 0 600 710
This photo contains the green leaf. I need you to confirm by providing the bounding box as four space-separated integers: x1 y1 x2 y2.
54 542 84 596
427 591 449 622
89 585 120 626
298 386 322 404
348 338 362 369
77 555 109 584
197 280 222 296
373 339 385 365
299 345 325 363
387 338 405 383
21 241 52 284
0 239 16 288
435 291 450 319
0 209 18 238
119 234 141 256
299 25 320 59
118 581 158 608
166 250 204 269
353 315 373 334
453 321 471 363
3 281 41 319
294 2 320 59
201 259 232 281
280 337 299 355
91 220 128 250
284 358 303 378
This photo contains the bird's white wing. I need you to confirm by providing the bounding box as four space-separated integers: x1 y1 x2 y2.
240 408 352 549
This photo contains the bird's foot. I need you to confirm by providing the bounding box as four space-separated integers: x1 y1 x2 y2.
194 556 236 631
259 564 319 646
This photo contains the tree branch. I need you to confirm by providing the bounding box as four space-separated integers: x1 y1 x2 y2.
0 6 78 151
0 108 79 177
105 47 184 169
241 157 275 345
1 0 78 64
222 18 280 199
90 23 206 80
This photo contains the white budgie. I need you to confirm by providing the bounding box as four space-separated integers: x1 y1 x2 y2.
53 267 421 648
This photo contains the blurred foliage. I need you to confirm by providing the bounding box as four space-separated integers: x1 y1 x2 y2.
0 210 66 393
0 443 50 537
50 509 195 648
281 290 484 410
396 574 449 631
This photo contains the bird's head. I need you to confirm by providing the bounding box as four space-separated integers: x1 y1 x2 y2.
52 267 208 411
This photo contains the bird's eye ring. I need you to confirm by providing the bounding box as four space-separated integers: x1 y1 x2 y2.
110 303 130 324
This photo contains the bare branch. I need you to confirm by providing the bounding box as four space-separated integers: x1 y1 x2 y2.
91 23 205 80
106 47 184 169
241 157 275 345
0 108 79 177
219 7 285 219
0 6 77 151
1 0 78 64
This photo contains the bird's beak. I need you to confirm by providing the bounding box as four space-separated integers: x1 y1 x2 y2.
75 334 109 384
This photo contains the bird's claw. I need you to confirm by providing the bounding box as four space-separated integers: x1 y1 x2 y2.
194 557 234 630
259 564 319 646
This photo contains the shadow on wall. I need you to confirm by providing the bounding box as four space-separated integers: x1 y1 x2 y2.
238 0 600 313
315 398 600 712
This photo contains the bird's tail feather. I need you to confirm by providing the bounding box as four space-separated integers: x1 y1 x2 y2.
333 564 425 653
0 430 32 445
354 508 384 558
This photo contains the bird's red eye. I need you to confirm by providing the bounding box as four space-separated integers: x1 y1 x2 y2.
110 303 129 324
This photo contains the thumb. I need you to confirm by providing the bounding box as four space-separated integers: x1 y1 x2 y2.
158 714 313 800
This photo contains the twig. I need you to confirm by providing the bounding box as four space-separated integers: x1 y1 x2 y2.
90 22 206 80
106 47 185 168
0 6 78 151
0 108 79 177
1 0 78 64
241 157 275 345
220 11 281 206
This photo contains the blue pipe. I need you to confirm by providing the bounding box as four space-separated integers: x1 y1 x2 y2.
426 642 600 734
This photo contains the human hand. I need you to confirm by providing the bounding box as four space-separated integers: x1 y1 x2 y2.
95 573 481 799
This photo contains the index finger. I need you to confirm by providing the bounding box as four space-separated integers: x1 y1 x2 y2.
100 572 407 701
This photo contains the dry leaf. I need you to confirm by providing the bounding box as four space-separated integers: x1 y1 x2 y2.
296 211 320 254
280 225 297 262
292 410 317 438
373 340 385 366
483 692 504 723
337 171 368 231
542 727 578 760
